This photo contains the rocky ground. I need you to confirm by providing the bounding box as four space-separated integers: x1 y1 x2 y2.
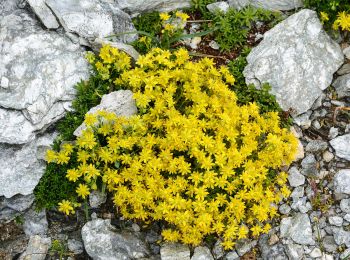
0 0 350 259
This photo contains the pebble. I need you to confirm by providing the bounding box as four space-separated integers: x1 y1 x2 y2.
328 216 343 226
322 151 334 162
67 239 84 255
279 204 291 215
309 247 322 258
328 127 339 139
305 140 328 153
288 167 305 187
208 40 220 50
189 37 201 49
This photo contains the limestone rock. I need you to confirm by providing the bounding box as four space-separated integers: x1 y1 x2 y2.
0 133 56 198
206 2 229 14
228 0 303 11
74 90 137 136
116 0 191 15
191 246 213 260
0 194 34 222
0 0 21 17
330 134 350 161
160 243 190 260
333 73 350 99
288 167 305 187
333 169 350 197
243 9 344 115
23 208 48 236
280 213 314 245
0 11 89 144
340 198 350 213
46 0 137 42
27 0 60 29
19 235 51 260
82 218 150 259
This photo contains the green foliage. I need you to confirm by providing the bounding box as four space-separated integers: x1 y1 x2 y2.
133 11 163 37
190 0 216 17
209 6 281 51
49 239 72 260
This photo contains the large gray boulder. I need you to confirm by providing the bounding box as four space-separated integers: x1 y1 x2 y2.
46 0 137 42
0 133 56 198
27 0 60 29
0 10 89 144
82 218 150 260
116 0 191 14
228 0 303 11
243 9 343 115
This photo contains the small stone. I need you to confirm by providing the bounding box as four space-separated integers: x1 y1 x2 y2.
67 239 83 255
190 37 201 49
294 139 305 161
208 40 220 50
321 253 333 260
191 246 213 260
288 167 305 187
268 234 279 245
280 213 315 245
344 214 350 222
23 208 48 236
89 190 107 208
340 199 350 213
279 204 291 215
212 240 224 259
235 239 257 256
330 134 350 161
225 251 239 260
309 247 322 258
132 223 140 232
301 154 318 177
332 227 350 246
294 112 312 129
333 73 350 99
322 151 334 163
291 187 304 198
161 243 190 260
333 169 350 198
328 216 343 226
206 1 229 14
0 76 9 88
20 235 51 260
305 140 328 153
322 236 337 253
328 127 339 139
286 244 304 260
337 63 350 75
312 120 321 130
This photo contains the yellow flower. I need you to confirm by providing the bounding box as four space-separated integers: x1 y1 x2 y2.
159 12 171 21
175 11 189 22
76 184 90 199
320 12 329 23
45 150 57 163
66 169 81 182
58 200 75 215
85 114 98 126
56 151 70 165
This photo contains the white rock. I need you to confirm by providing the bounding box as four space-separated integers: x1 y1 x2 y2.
82 218 150 259
206 2 229 14
244 9 344 115
116 0 191 14
328 216 343 227
333 169 350 197
280 213 315 245
0 133 56 198
209 40 220 50
309 247 322 258
322 151 334 163
89 190 107 208
286 244 304 260
330 134 350 161
190 37 202 49
74 90 137 136
19 235 51 260
0 76 9 88
0 11 89 144
191 246 213 260
161 243 190 260
27 0 60 29
288 167 305 187
23 208 48 236
68 239 84 255
225 251 239 260
46 0 137 42
340 198 350 213
228 0 303 10
332 73 350 99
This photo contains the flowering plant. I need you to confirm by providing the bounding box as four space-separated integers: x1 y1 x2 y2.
46 45 297 249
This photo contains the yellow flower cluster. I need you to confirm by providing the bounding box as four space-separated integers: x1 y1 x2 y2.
333 11 350 31
86 45 131 81
48 46 297 249
160 11 189 33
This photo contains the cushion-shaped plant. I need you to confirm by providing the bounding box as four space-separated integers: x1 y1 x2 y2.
47 46 298 249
